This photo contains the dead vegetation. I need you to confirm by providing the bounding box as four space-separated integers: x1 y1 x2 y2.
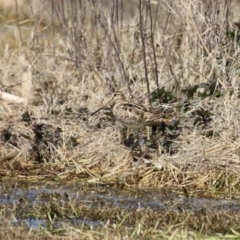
1 0 240 238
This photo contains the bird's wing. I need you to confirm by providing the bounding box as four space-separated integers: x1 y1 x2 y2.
144 105 177 123
115 103 176 125
115 103 147 123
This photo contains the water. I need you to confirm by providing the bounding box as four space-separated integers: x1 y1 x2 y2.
0 183 239 230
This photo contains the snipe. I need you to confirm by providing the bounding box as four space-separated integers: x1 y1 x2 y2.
92 91 177 138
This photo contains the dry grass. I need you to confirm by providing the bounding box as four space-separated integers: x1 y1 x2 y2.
1 0 240 237
0 1 240 189
0 221 230 240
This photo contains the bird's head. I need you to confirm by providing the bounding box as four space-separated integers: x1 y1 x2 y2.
91 91 126 116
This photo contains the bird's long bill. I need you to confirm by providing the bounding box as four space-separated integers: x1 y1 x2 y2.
91 100 112 116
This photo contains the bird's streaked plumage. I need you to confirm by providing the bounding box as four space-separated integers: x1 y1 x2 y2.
92 91 177 130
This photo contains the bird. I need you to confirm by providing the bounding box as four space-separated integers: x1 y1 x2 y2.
91 91 177 138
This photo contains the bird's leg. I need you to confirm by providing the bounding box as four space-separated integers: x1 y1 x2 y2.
133 129 139 142
132 129 140 146
146 126 151 140
129 129 145 154
126 128 130 139
133 129 145 154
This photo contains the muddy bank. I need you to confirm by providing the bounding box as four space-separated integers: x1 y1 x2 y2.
0 183 239 234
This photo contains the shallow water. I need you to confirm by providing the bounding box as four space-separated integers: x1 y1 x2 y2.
1 183 240 230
